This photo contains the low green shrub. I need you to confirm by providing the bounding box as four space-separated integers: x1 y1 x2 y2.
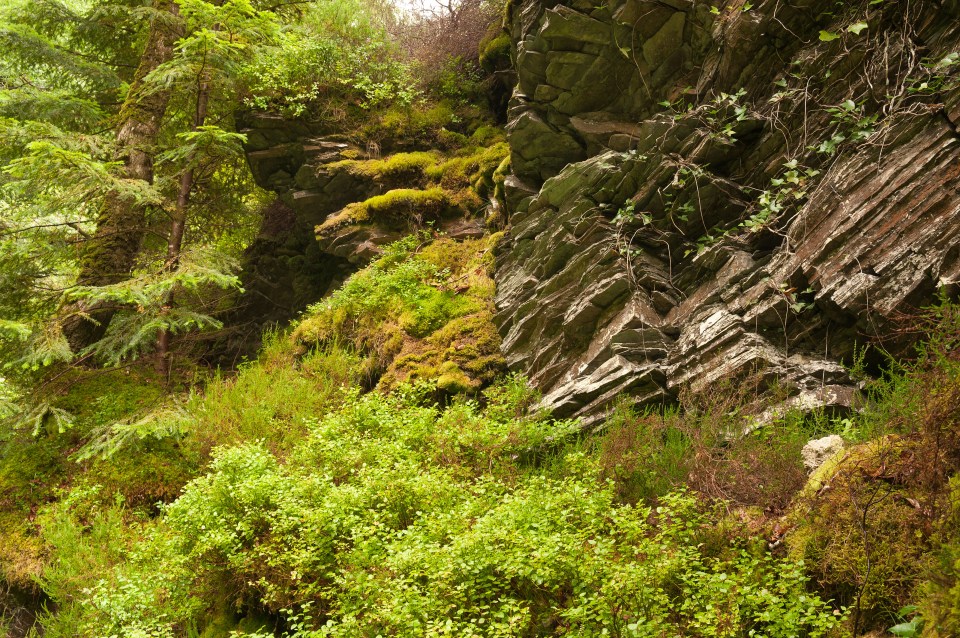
54 384 842 637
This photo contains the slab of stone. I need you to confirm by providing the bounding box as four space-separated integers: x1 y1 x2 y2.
802 435 846 472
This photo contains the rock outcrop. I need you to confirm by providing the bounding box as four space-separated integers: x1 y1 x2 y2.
495 0 960 424
233 114 495 350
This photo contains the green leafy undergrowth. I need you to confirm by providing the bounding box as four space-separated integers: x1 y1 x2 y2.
0 341 361 604
43 379 843 637
0 368 191 594
184 336 362 456
357 100 494 154
294 234 504 394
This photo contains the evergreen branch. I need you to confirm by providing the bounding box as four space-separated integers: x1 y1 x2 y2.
0 219 94 237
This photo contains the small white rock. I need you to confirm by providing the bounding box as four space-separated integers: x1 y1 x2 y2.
801 434 845 472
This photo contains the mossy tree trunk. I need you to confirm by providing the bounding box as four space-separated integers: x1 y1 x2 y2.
62 1 179 355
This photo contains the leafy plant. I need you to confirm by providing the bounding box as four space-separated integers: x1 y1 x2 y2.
741 160 820 233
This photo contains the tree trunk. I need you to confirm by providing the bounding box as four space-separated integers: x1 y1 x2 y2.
156 74 210 377
62 1 179 354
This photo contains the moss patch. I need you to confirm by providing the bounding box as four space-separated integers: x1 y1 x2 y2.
786 435 939 630
318 142 509 243
294 235 504 395
317 187 454 238
479 32 511 73
327 151 440 185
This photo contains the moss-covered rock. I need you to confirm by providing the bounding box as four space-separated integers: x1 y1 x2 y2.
327 151 441 185
786 435 939 631
294 235 504 395
317 187 454 239
314 141 509 264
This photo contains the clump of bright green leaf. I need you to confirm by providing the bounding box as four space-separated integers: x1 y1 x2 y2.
40 380 842 637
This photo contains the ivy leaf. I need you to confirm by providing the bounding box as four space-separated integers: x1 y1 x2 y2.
819 30 840 42
847 22 868 35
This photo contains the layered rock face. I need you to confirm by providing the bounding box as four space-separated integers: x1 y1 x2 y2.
495 0 960 424
233 115 360 335
235 115 482 343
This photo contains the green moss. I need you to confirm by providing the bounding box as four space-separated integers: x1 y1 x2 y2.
424 142 509 196
786 436 935 629
361 103 457 151
470 125 506 146
317 188 454 238
920 475 960 636
328 151 440 184
436 361 475 394
437 128 470 148
479 33 511 73
0 512 43 590
295 236 503 395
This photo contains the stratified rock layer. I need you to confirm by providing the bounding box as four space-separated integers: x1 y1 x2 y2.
495 0 960 424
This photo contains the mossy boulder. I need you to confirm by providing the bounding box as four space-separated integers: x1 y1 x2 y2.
785 435 938 631
317 188 454 238
314 141 510 264
327 151 441 187
479 32 511 74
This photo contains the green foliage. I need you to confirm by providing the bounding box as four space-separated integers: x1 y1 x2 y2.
61 247 243 366
184 339 360 454
593 383 816 512
741 160 820 233
243 0 417 116
359 101 462 151
45 383 841 637
149 0 280 98
0 0 276 376
919 478 960 636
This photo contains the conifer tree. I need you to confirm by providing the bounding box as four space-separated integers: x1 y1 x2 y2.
1 0 278 378
61 0 180 352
